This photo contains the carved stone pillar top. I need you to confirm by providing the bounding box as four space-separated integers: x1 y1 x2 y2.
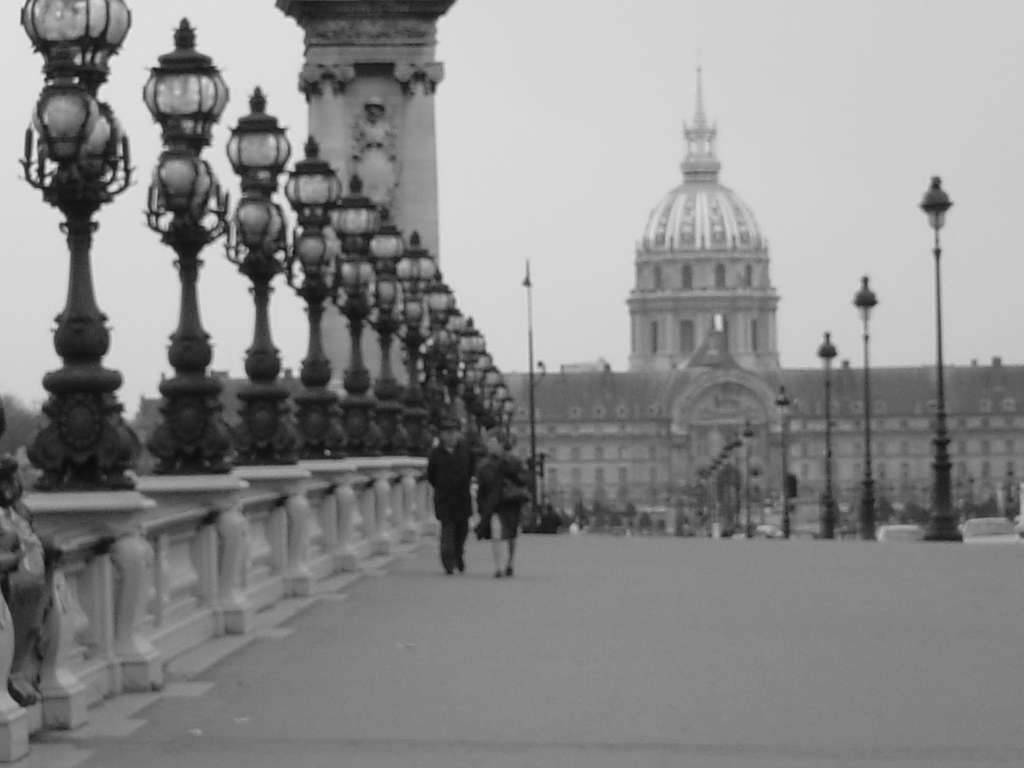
278 2 458 49
136 474 250 516
394 61 445 94
233 465 312 498
24 490 156 540
299 61 357 98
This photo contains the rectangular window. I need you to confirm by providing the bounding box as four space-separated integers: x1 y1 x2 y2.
570 467 581 487
751 319 760 353
618 467 628 485
595 467 605 487
570 446 581 461
548 468 558 489
679 320 695 353
650 321 659 353
595 446 604 461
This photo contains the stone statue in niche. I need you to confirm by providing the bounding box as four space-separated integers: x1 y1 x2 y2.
0 403 51 708
351 96 399 206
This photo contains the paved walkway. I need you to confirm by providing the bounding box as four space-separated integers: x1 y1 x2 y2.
25 534 1024 768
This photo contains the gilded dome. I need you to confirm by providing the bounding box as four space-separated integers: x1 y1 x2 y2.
639 69 764 253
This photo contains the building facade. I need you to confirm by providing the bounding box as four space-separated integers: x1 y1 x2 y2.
507 73 1024 531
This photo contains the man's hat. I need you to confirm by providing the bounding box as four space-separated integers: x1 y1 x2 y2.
439 415 461 432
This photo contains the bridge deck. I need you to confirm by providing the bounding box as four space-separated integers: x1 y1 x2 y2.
26 535 1024 768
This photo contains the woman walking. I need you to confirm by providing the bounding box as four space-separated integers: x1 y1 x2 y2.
475 428 529 578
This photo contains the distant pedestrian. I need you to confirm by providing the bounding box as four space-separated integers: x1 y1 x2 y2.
426 415 476 575
475 428 529 578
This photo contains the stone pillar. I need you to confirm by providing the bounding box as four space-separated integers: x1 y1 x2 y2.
38 571 88 730
216 503 252 635
0 591 27 761
284 490 314 596
371 473 393 555
111 531 162 691
279 0 458 379
400 470 420 543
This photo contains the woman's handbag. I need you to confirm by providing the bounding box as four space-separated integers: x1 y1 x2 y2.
500 478 530 504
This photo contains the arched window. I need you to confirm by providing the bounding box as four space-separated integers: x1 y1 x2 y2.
650 321 659 353
744 264 753 287
653 265 662 290
679 320 695 353
714 263 726 288
682 264 693 289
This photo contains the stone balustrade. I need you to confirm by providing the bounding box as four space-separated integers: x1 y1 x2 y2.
0 456 429 762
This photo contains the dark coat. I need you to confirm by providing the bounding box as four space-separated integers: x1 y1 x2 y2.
427 440 477 522
476 452 529 519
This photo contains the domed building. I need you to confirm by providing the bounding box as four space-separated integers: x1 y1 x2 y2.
629 69 779 374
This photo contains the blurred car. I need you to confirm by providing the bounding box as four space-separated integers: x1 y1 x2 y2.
961 517 1021 544
753 524 783 539
876 524 926 542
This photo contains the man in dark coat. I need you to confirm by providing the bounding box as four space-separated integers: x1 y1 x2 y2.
426 416 476 574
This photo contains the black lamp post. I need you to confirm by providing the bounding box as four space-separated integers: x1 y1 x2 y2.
225 88 298 465
283 137 345 459
776 386 792 539
396 232 437 455
22 0 137 491
920 177 961 542
368 211 410 454
853 276 877 540
742 420 754 537
422 276 455 429
730 437 742 534
817 331 838 538
143 19 234 475
331 176 383 455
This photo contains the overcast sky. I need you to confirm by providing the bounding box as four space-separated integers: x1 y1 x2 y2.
2 0 1023 415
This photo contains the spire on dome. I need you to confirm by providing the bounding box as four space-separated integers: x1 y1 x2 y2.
681 67 721 182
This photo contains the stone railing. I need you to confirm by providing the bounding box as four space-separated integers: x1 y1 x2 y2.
0 457 429 762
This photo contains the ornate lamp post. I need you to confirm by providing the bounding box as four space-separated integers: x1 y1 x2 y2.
368 212 410 454
776 386 792 539
853 276 878 540
22 0 137 490
742 420 754 537
283 137 345 459
396 232 437 454
224 89 298 465
331 176 383 455
920 178 961 542
143 19 234 474
817 331 838 538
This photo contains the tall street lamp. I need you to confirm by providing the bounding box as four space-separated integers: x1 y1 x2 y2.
22 0 137 491
853 275 878 540
742 420 754 537
776 386 792 539
225 88 298 465
523 260 538 514
283 137 345 459
817 331 838 538
368 211 410 454
143 19 234 474
331 175 383 455
396 232 437 454
920 177 961 542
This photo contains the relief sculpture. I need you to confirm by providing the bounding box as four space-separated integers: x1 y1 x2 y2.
351 97 399 207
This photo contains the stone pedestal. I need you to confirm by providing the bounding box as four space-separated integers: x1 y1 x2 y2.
233 465 314 597
26 490 162 694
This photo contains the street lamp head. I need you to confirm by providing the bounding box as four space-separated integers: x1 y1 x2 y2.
853 275 877 323
151 148 218 216
23 0 131 91
232 194 285 252
31 60 98 162
143 19 229 151
369 208 405 262
226 89 292 193
817 331 837 364
284 137 341 223
920 176 952 231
